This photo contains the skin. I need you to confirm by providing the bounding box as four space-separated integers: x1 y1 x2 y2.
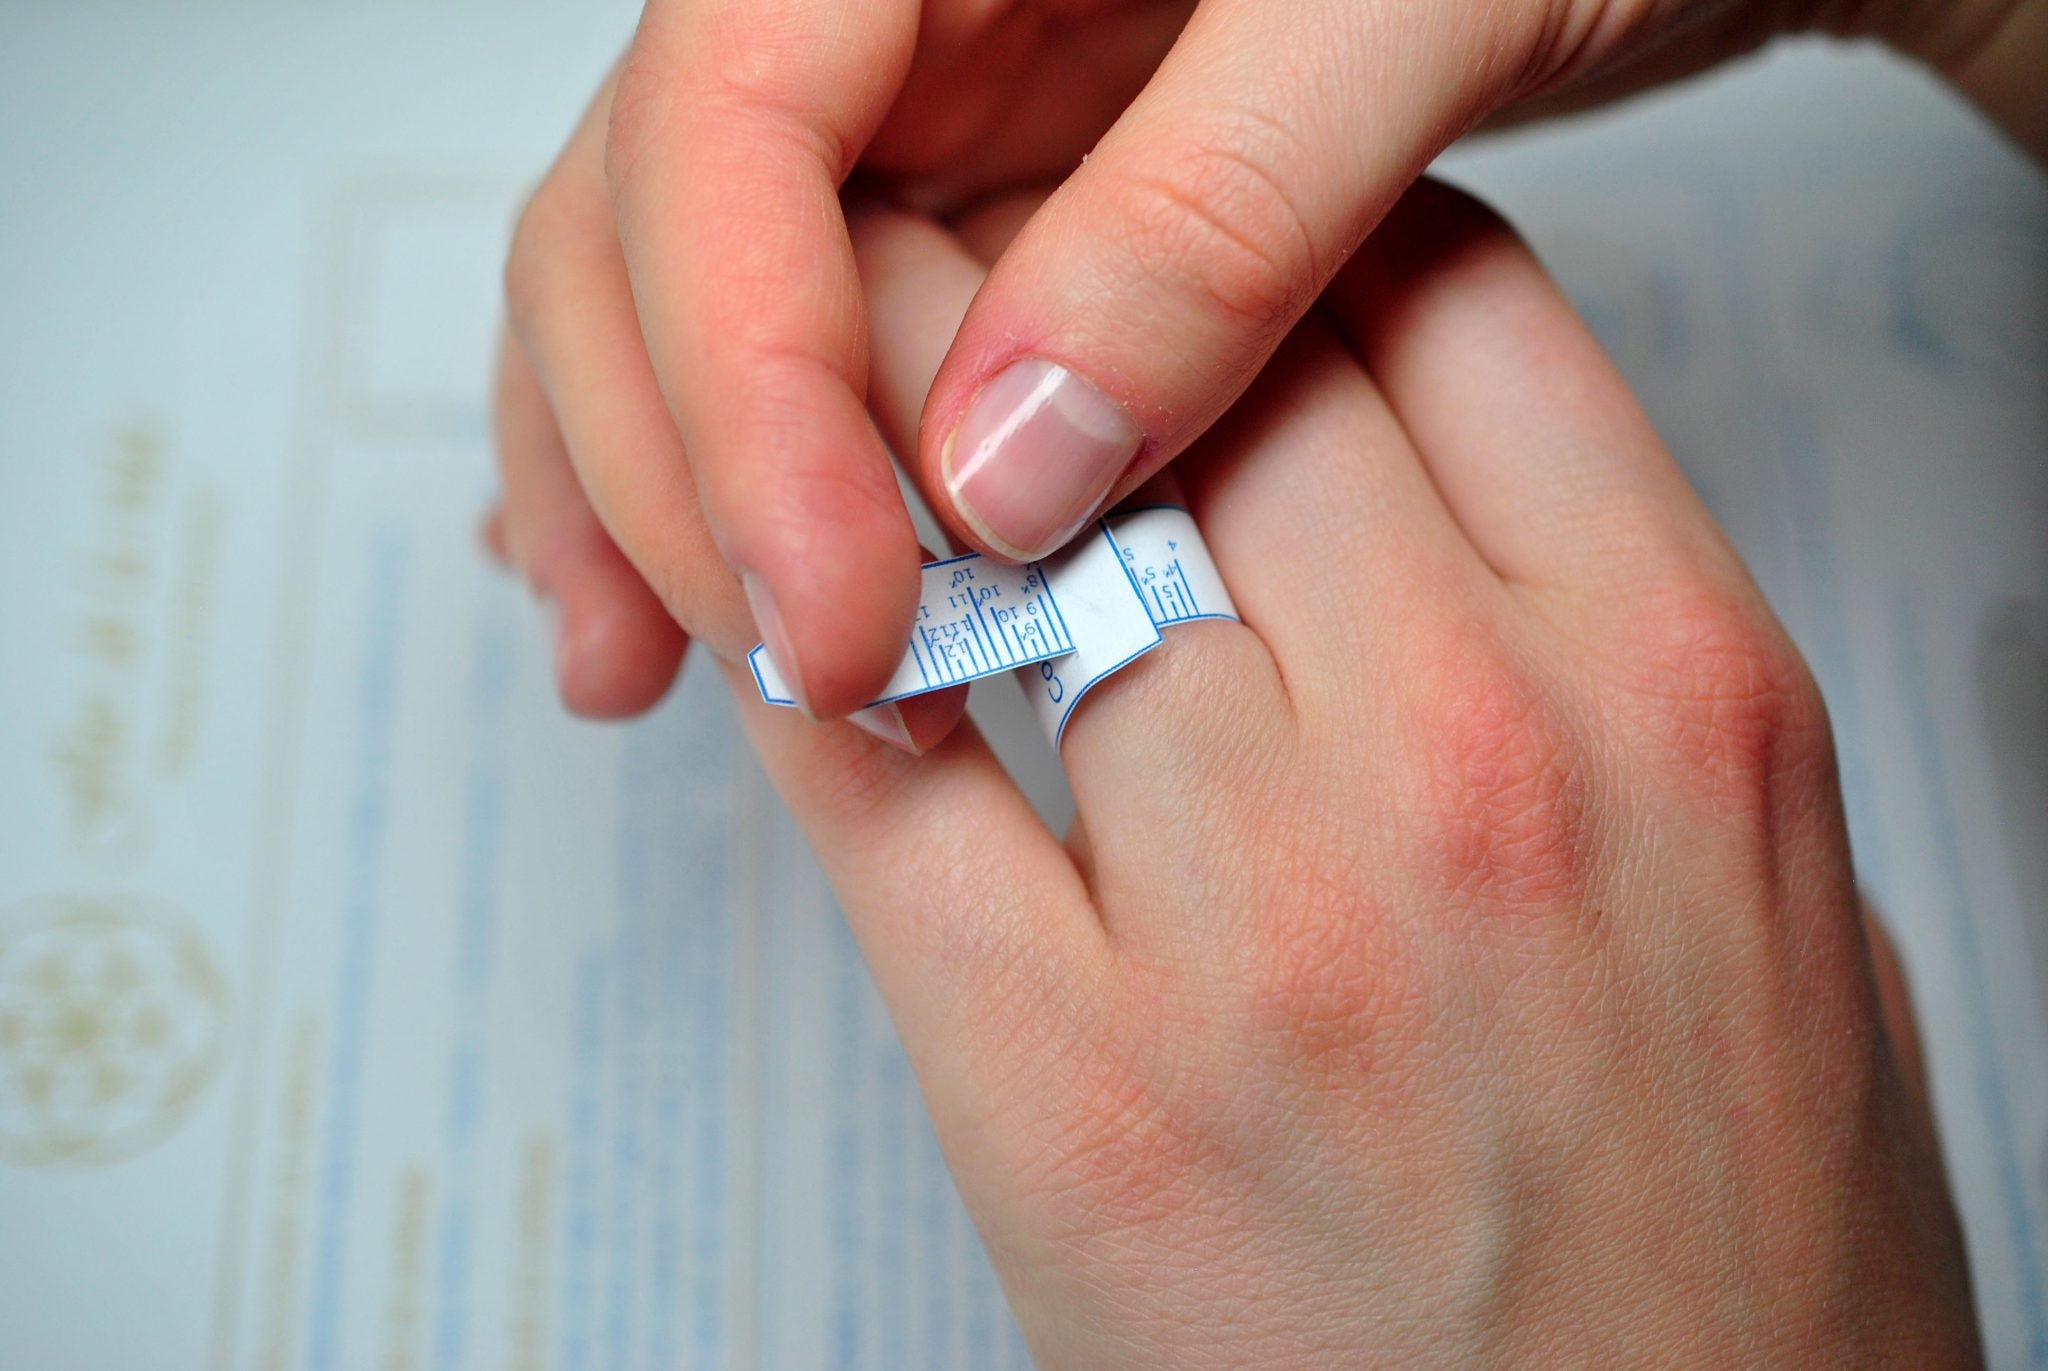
487 0 2045 731
689 182 1982 1365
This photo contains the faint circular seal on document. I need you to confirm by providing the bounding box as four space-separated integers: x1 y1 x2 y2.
0 894 229 1168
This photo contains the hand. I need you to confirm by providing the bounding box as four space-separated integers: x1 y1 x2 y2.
723 181 1981 1365
488 0 2032 734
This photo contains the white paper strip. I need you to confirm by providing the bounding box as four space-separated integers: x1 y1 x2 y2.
749 505 1235 746
749 552 1077 707
1019 506 1237 746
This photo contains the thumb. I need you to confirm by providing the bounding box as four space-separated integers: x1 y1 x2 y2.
918 0 1541 560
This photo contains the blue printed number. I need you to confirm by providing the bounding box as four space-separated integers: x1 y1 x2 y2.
1039 660 1063 704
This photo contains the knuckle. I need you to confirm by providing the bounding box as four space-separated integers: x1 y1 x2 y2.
712 351 902 520
776 461 901 543
502 174 591 332
691 3 821 115
741 452 904 570
1235 841 1430 1095
501 200 553 332
1102 130 1319 337
602 42 674 195
609 12 851 194
1405 637 1590 916
1006 975 1230 1237
1025 1066 1204 1233
1614 583 1833 794
635 558 718 648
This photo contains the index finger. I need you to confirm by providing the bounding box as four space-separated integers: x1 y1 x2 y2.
607 0 923 717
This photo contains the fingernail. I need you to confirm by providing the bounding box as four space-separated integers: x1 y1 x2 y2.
848 701 920 754
743 571 812 718
943 358 1143 560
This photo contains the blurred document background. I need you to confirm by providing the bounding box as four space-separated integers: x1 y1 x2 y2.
1 2 2042 1367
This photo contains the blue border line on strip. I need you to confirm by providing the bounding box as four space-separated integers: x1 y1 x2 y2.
747 644 796 707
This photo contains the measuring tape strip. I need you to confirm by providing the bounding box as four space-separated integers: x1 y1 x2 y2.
1018 505 1236 746
749 504 1236 745
749 550 1078 707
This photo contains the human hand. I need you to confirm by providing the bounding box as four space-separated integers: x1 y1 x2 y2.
488 0 2026 733
722 181 1981 1366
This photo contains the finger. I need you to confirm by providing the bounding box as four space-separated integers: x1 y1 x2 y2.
606 0 925 717
505 70 969 751
718 656 1109 1129
490 329 687 718
916 0 1532 563
866 0 1194 210
1322 179 1747 600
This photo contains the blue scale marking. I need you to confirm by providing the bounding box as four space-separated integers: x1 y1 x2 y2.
750 551 1076 707
752 509 1213 714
